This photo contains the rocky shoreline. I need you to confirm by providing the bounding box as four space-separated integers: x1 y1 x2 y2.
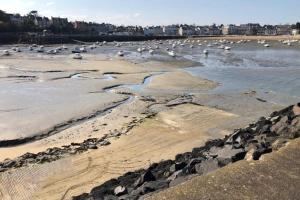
73 103 300 200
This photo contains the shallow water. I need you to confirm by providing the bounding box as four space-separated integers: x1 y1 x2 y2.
183 45 300 105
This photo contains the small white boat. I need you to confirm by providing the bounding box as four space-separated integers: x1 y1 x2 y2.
203 50 209 55
264 44 270 48
73 53 82 59
117 51 124 57
28 46 33 51
47 49 57 54
224 46 231 51
149 49 154 54
190 45 194 48
2 50 10 56
80 47 87 52
37 46 44 52
168 51 176 57
137 48 143 53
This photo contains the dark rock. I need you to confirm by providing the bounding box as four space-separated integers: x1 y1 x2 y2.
175 152 193 163
182 158 204 174
118 170 144 188
134 170 156 188
90 179 119 198
88 144 98 150
252 147 272 160
149 160 174 179
169 162 187 173
3 160 16 168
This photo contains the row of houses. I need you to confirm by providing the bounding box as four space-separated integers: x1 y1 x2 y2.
5 12 299 36
146 24 299 36
221 24 295 36
8 13 69 29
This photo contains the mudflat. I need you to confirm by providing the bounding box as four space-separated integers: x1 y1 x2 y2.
0 39 299 200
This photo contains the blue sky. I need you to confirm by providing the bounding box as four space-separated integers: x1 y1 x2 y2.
1 0 299 25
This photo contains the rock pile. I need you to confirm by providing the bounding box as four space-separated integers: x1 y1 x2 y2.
73 103 300 200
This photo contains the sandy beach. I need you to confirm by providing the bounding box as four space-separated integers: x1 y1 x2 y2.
0 38 299 200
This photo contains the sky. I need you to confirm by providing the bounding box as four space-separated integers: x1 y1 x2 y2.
0 0 299 26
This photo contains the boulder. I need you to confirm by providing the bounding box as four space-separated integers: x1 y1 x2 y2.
134 170 156 188
169 162 187 173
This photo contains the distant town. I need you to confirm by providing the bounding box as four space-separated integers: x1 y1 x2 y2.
1 10 300 37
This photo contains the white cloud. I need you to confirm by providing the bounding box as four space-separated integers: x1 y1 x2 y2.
46 1 55 6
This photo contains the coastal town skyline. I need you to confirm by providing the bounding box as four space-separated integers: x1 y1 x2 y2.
0 0 299 26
